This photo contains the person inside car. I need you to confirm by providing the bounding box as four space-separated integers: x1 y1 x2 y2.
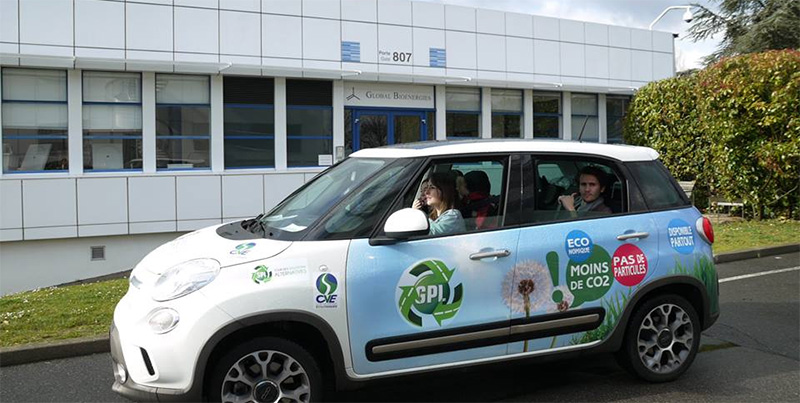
557 165 612 215
412 172 466 235
460 170 499 229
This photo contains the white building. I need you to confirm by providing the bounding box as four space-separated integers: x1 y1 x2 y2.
0 0 675 295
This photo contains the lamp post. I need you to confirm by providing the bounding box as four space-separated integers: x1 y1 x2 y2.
649 5 694 30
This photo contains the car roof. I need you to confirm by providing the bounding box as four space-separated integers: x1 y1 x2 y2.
350 139 659 162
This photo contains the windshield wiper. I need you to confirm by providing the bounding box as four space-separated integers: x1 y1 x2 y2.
241 214 266 235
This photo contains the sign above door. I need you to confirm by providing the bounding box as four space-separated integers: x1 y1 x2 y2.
344 82 434 109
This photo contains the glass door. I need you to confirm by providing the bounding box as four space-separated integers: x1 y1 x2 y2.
352 109 429 152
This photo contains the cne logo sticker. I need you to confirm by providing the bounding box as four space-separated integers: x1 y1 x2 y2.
230 242 256 256
315 273 339 308
396 260 463 328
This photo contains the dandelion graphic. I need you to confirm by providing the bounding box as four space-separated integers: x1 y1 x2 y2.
503 261 554 352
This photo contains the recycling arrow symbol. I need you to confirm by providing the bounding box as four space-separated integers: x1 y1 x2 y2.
398 260 463 327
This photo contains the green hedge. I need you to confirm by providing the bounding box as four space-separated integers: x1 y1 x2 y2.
625 50 800 219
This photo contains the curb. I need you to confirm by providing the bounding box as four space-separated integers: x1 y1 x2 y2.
2 243 798 368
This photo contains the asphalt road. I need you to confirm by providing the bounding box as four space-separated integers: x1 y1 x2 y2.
1 253 798 402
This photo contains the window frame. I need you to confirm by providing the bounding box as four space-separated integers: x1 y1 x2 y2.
446 87 482 140
1 67 69 173
491 88 523 139
606 95 631 144
532 91 562 139
155 73 211 171
570 93 599 142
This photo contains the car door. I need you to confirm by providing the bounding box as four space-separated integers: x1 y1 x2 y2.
346 155 520 375
510 154 660 354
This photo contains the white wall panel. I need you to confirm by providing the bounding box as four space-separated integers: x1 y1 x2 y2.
653 52 674 80
20 0 73 47
446 31 476 69
506 37 533 73
263 0 300 15
378 0 412 26
534 40 559 75
412 1 444 29
175 0 218 8
24 226 77 240
412 28 444 67
22 179 76 228
178 219 221 231
303 0 340 19
585 45 609 79
1 229 23 242
533 16 559 41
559 19 583 43
343 22 378 63
303 18 340 61
127 3 173 52
78 223 128 237
609 48 632 80
263 14 302 58
128 176 176 222
560 42 584 77
445 5 475 32
0 0 19 43
77 178 127 225
477 9 504 35
264 174 304 210
506 13 533 38
222 175 264 219
632 50 653 81
630 28 652 50
130 221 176 234
221 10 261 56
342 0 376 22
653 31 674 53
222 0 260 12
609 26 631 48
75 0 125 49
477 34 505 72
1 180 22 229
175 6 219 54
133 0 172 5
584 23 608 46
378 25 412 64
177 176 221 220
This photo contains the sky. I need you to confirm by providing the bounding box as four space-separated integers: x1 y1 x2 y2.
429 0 721 71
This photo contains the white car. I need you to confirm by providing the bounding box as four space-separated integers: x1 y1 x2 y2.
111 140 719 402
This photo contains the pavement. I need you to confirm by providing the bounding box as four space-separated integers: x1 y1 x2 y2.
1 250 797 402
0 243 797 368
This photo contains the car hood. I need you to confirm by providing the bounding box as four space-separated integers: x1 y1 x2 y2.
136 224 292 275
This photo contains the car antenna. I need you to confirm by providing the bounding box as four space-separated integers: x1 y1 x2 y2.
577 115 589 142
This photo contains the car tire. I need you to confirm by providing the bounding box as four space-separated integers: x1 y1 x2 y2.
618 294 701 383
209 336 323 403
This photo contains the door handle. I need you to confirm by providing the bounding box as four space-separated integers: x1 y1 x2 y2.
469 249 511 260
617 232 650 241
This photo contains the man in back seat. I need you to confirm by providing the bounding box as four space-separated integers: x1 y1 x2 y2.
460 170 499 229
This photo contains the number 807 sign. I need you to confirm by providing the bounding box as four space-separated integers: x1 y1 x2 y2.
379 50 412 64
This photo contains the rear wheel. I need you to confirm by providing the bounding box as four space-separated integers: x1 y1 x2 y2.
209 337 323 403
618 294 700 382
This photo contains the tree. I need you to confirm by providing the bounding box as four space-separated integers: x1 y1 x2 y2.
687 0 800 65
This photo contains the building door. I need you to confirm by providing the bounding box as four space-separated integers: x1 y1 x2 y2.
352 109 429 152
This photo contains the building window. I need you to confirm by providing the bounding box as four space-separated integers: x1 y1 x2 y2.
223 77 274 168
155 74 210 170
491 89 522 138
82 71 142 171
571 93 599 142
532 91 561 139
446 87 480 139
1 68 68 172
607 96 631 144
287 79 332 167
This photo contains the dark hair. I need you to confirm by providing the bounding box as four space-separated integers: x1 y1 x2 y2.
464 170 491 194
578 166 608 189
428 172 459 219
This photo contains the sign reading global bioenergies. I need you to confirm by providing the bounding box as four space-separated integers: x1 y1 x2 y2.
343 82 434 109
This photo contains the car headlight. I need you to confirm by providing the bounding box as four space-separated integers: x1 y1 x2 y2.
151 258 220 302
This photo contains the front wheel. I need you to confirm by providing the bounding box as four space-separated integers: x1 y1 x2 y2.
618 294 701 382
209 337 323 403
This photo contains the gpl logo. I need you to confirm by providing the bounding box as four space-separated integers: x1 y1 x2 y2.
396 260 463 328
315 273 338 307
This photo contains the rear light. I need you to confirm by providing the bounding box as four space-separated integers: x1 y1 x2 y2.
696 217 714 244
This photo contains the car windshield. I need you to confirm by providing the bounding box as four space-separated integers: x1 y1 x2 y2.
258 158 390 240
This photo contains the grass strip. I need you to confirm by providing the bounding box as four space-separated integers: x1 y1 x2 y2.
713 219 800 253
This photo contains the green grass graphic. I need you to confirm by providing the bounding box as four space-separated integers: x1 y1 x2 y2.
672 256 719 314
570 288 632 345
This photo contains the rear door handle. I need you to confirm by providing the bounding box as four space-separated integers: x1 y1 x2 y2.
469 249 511 260
617 232 650 241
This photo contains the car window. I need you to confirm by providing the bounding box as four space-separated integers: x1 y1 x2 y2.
523 156 626 224
627 160 689 210
386 156 509 238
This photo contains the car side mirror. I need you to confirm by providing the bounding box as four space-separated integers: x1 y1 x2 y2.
370 208 429 245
